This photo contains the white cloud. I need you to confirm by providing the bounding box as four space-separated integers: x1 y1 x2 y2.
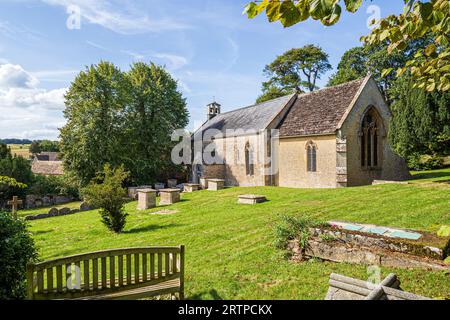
0 64 39 89
42 0 190 34
153 53 188 71
0 63 67 140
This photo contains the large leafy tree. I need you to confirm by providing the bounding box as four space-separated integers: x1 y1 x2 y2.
257 45 331 102
388 75 450 160
328 37 432 98
60 61 130 185
60 61 189 186
244 0 450 92
125 62 189 185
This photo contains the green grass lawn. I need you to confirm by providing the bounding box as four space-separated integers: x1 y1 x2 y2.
27 169 450 300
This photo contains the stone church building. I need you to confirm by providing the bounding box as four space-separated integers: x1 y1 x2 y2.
192 75 410 188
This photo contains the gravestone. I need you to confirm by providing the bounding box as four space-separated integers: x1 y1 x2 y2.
167 179 178 188
184 183 200 193
207 179 225 191
199 178 208 190
238 194 267 205
7 196 22 219
154 183 165 190
325 273 431 300
137 189 157 210
159 189 181 205
48 208 59 216
58 207 71 215
79 202 93 211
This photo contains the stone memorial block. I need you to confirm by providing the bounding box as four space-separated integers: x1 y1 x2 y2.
167 179 178 188
137 189 157 210
207 179 225 191
199 178 208 189
154 183 165 190
238 194 267 205
184 183 200 193
159 189 181 205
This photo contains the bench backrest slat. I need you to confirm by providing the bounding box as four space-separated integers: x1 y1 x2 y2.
27 246 184 300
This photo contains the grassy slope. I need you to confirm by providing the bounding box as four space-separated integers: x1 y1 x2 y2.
28 169 450 300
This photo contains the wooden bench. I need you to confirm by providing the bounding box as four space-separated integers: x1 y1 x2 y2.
27 246 185 300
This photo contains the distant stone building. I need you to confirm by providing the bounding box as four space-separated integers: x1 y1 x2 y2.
192 75 410 188
31 152 64 176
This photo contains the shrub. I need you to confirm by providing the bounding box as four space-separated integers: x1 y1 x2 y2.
29 174 79 199
273 215 327 250
407 153 444 170
0 176 27 209
81 164 129 233
0 212 37 299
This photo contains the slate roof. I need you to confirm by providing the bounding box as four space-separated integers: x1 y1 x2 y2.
31 160 64 176
278 78 366 137
194 94 295 138
35 152 60 161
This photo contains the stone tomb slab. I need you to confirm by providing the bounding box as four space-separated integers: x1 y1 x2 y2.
207 179 225 191
184 183 200 193
137 188 157 210
159 188 181 205
238 194 267 205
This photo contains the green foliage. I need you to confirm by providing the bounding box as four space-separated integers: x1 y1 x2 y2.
328 37 432 98
29 141 41 154
273 214 326 250
0 144 34 186
124 62 189 185
60 61 189 186
29 174 79 198
437 225 450 237
407 154 444 171
244 0 450 92
0 211 37 299
258 44 331 103
389 76 450 162
256 85 294 104
30 140 59 153
81 164 129 233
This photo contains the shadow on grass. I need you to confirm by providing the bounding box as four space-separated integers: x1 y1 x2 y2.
189 289 223 300
123 223 182 234
410 170 450 181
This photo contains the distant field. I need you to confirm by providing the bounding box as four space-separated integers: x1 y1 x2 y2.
8 144 31 159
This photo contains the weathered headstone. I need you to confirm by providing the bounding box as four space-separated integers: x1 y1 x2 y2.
199 178 208 190
238 194 267 205
79 202 93 211
154 183 165 190
58 207 71 216
184 183 200 193
48 208 59 216
137 189 157 210
325 273 431 300
207 179 225 191
159 189 181 205
167 179 178 188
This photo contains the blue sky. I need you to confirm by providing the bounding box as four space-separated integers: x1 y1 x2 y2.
0 0 403 140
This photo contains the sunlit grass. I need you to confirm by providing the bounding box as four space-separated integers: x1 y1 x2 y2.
27 168 450 299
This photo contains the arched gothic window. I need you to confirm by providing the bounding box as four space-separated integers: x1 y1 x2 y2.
245 142 254 176
361 108 379 168
306 141 317 172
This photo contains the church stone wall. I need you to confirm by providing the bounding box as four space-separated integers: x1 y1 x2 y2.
340 78 411 186
278 135 337 188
